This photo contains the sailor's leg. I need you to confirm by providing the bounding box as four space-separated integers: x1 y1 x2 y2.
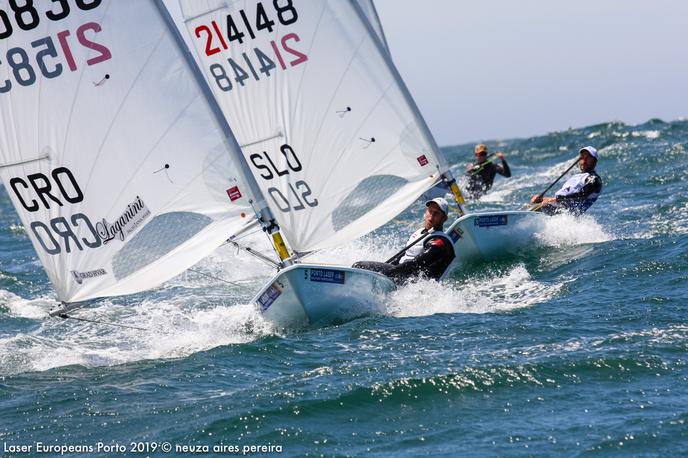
352 261 396 276
540 204 561 216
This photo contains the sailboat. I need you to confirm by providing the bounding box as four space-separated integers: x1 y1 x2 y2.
172 0 482 327
0 1 292 316
0 0 544 330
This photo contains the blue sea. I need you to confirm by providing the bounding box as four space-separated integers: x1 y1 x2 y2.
1 119 687 457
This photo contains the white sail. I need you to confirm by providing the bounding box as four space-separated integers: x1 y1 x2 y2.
0 0 258 303
176 0 446 254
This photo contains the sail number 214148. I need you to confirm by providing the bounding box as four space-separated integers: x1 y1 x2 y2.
193 0 307 93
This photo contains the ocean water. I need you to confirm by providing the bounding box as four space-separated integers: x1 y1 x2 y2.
1 119 687 456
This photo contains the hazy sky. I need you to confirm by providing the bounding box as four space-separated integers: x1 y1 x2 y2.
374 0 688 146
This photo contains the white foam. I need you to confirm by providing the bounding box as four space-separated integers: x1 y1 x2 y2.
0 290 54 319
0 260 281 376
535 213 613 247
0 298 278 375
631 130 660 139
307 232 402 266
387 265 562 318
8 223 26 234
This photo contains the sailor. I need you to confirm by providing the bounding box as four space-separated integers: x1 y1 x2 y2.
353 197 455 284
465 143 511 199
530 146 603 216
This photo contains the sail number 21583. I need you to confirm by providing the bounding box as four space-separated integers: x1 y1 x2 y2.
0 0 109 94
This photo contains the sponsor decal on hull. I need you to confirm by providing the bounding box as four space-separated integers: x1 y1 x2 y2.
309 268 346 284
474 214 508 228
448 227 464 242
257 282 282 312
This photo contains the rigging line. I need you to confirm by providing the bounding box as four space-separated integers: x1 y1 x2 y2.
228 240 280 268
224 227 264 242
186 267 254 287
55 313 148 331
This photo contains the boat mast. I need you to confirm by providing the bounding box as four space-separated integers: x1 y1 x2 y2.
349 0 466 215
153 0 290 263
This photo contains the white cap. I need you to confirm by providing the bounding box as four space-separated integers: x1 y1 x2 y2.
425 197 449 216
579 146 599 159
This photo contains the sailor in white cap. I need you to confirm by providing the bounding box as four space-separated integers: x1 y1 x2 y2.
353 197 455 284
531 146 603 215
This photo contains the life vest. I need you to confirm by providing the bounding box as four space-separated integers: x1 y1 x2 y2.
554 171 602 214
398 228 453 264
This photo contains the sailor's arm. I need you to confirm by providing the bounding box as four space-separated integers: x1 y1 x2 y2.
495 152 511 177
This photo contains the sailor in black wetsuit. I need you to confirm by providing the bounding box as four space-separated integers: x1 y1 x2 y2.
531 146 603 215
353 197 455 285
465 144 511 199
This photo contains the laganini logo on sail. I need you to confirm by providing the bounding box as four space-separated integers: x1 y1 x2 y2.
71 268 107 285
96 196 151 244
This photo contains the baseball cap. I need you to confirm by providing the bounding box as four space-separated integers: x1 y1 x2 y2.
425 197 449 216
474 144 488 154
579 146 599 159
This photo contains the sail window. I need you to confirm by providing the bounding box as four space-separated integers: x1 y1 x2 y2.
331 175 408 230
112 211 212 280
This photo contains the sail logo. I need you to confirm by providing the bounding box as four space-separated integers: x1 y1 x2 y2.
96 196 151 244
226 186 242 202
71 268 107 285
417 155 429 166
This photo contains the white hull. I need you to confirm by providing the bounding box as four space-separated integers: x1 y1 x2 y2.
253 211 544 328
254 264 396 329
442 210 548 277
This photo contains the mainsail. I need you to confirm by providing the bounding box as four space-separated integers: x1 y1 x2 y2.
176 0 447 254
0 1 260 303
